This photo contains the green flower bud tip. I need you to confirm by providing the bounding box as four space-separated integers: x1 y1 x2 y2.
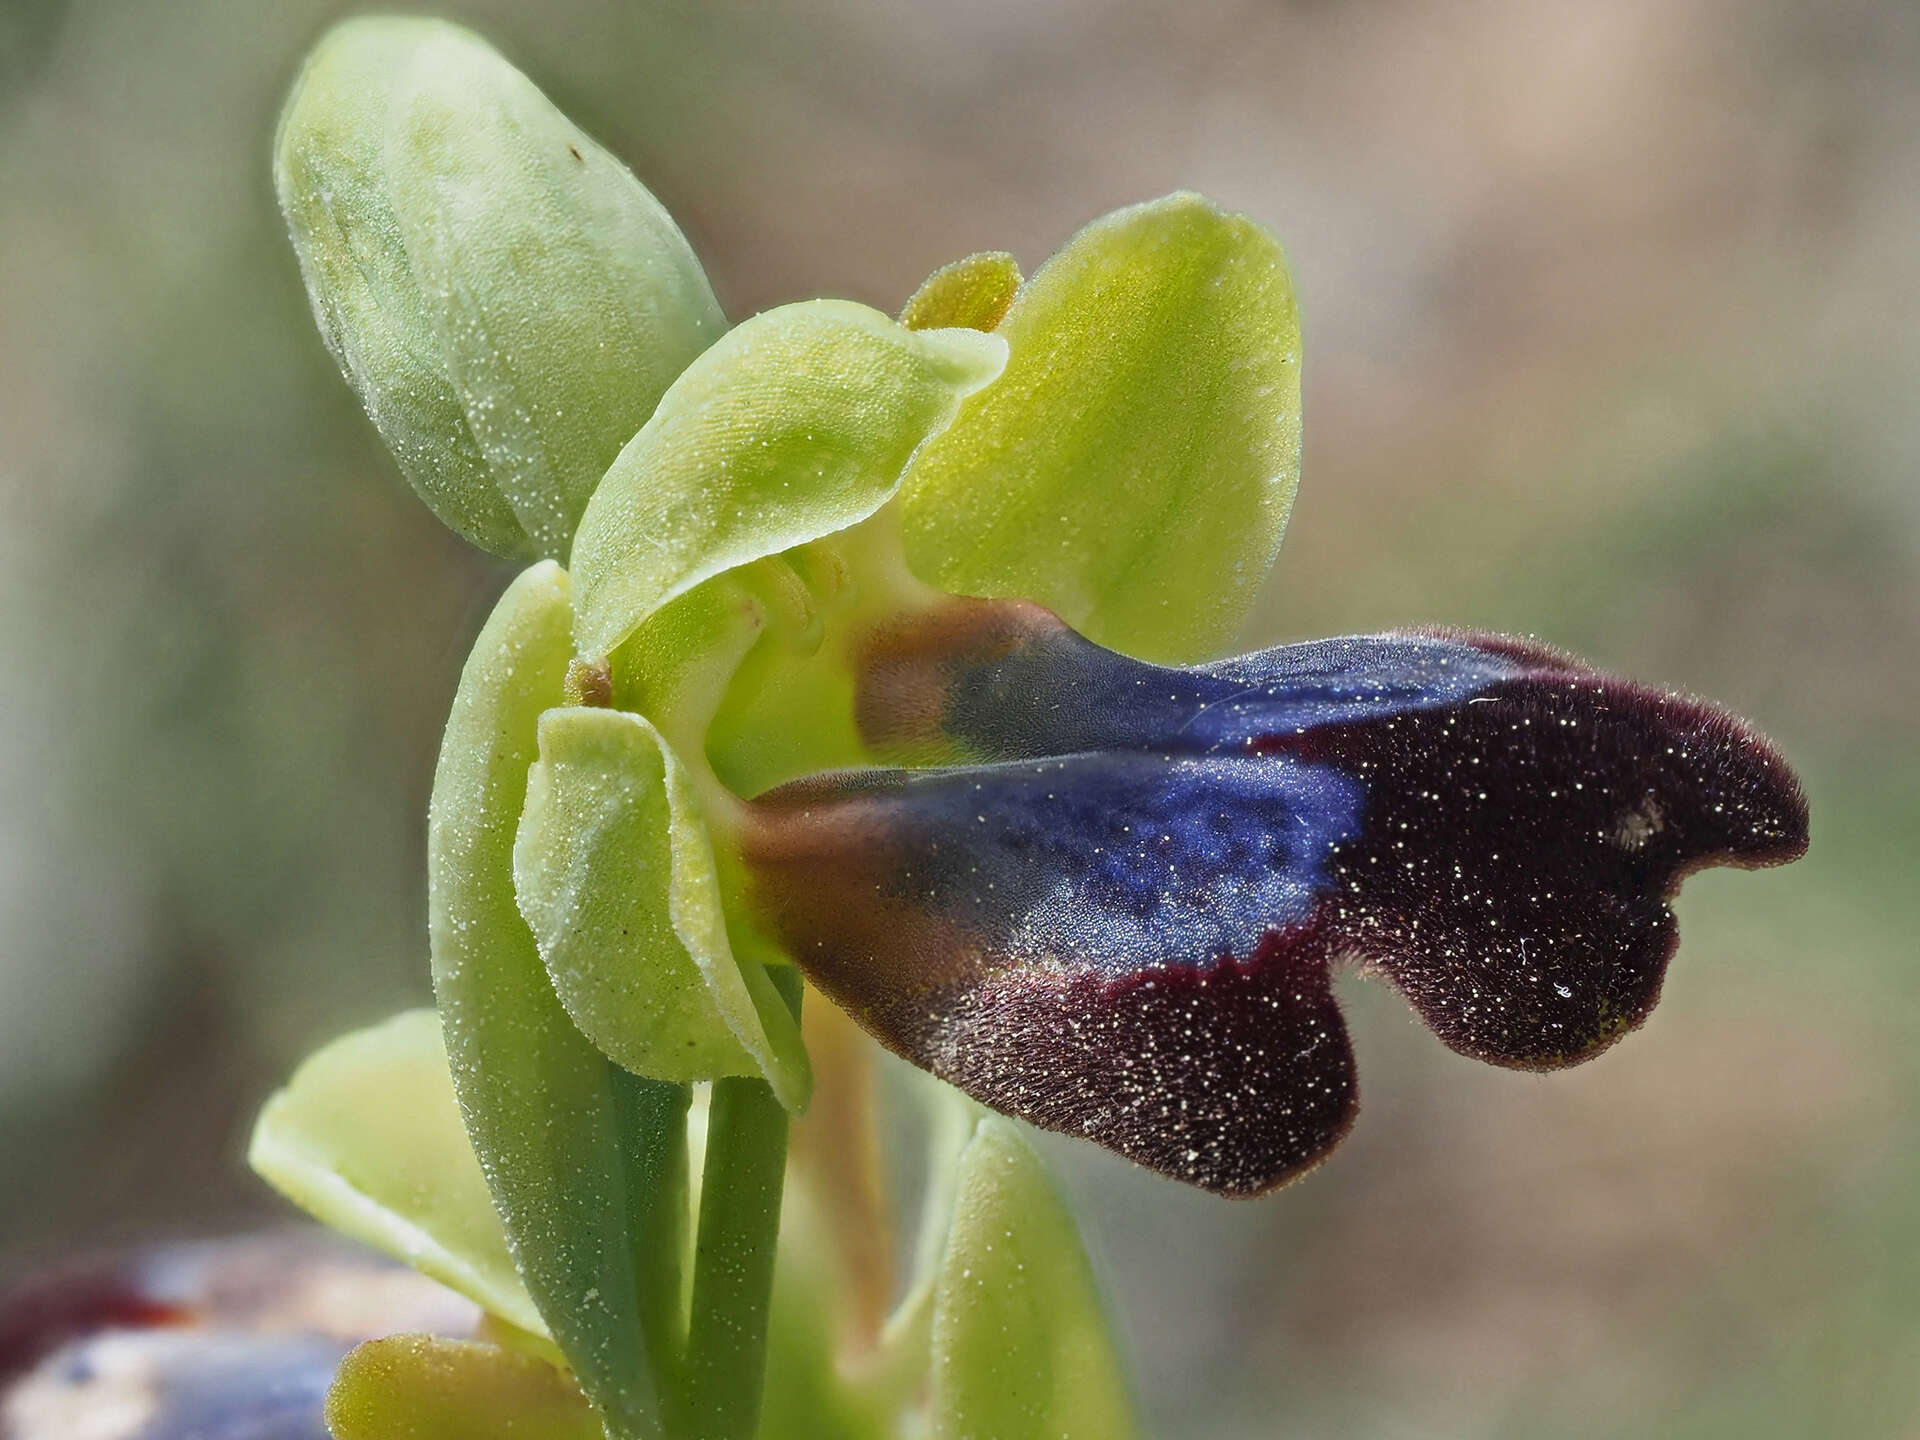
276 17 725 561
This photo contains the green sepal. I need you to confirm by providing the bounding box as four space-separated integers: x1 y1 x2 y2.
898 191 1302 663
428 560 682 1440
325 1334 602 1440
276 17 725 560
899 252 1023 333
247 1009 550 1344
879 1076 984 1369
515 705 810 1109
570 300 1006 659
929 1118 1140 1440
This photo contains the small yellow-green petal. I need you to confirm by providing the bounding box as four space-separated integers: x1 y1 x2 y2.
929 1118 1140 1440
570 300 1006 658
428 559 673 1439
248 1009 546 1340
900 252 1023 333
276 18 725 560
515 705 810 1108
899 192 1302 664
326 1334 602 1440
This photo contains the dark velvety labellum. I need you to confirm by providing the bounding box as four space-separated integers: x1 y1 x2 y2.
744 606 1808 1196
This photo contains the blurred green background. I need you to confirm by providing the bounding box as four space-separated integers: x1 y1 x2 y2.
2 2 1916 1435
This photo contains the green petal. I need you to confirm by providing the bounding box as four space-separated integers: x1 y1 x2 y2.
248 1009 546 1341
326 1334 602 1440
929 1118 1140 1440
898 192 1302 663
276 18 725 560
429 560 681 1440
570 300 1006 658
515 705 809 1108
899 252 1023 333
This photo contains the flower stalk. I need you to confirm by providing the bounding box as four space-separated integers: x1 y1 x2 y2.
683 971 802 1440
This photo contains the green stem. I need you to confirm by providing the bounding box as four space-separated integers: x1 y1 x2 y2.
681 969 802 1440
613 1073 693 1398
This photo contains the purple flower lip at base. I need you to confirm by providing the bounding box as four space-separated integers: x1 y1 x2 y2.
740 605 1808 1196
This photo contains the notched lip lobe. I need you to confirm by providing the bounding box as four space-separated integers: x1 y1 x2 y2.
738 623 1810 1200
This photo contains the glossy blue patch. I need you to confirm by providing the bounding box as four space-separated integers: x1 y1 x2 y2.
842 752 1363 976
1187 633 1531 742
897 615 1530 760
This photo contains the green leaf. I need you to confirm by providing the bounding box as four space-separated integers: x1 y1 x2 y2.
570 300 1006 658
515 705 809 1109
276 17 725 560
326 1334 602 1440
249 1009 548 1342
899 252 1023 333
929 1118 1139 1440
428 560 681 1440
898 192 1302 664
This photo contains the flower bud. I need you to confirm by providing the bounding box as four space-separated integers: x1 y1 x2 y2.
276 18 726 559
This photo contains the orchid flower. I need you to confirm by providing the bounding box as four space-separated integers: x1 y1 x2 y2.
249 18 1806 1440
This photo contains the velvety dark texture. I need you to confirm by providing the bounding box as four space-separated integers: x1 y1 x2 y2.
744 605 1807 1196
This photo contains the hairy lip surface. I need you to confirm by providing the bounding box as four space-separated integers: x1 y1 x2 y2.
743 613 1808 1196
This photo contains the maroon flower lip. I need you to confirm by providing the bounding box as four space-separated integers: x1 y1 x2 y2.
741 609 1807 1196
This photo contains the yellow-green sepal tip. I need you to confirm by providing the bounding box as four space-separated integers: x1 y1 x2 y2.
899 192 1302 664
326 1334 601 1440
900 251 1023 333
